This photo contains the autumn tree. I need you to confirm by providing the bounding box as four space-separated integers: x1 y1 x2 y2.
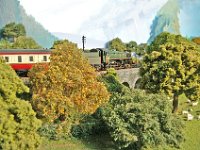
192 37 200 45
140 32 200 113
29 40 110 134
0 22 26 42
0 58 41 149
107 37 126 51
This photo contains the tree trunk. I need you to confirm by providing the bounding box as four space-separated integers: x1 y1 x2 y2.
172 93 179 113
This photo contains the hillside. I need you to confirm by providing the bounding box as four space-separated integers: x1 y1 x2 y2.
148 0 180 43
0 0 58 48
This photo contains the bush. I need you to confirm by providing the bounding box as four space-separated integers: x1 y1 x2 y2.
71 114 108 138
101 90 184 150
38 122 69 140
0 58 41 150
98 68 130 94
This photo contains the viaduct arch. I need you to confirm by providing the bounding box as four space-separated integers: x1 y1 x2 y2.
115 68 140 89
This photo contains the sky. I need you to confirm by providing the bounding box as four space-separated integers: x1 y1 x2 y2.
19 0 167 43
19 0 107 33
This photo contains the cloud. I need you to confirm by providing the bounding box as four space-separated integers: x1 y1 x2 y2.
78 0 168 43
19 0 170 44
19 0 106 33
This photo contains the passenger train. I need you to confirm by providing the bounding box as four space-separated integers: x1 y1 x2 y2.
0 48 137 75
0 49 51 75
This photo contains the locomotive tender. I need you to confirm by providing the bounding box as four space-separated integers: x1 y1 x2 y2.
0 48 136 74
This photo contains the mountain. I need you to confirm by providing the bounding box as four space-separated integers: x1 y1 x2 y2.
148 0 200 43
0 0 58 48
148 0 180 43
78 0 167 44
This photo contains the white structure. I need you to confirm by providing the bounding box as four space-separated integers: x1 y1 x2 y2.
187 113 194 121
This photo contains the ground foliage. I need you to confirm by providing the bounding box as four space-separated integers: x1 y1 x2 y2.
96 69 184 149
101 91 184 150
0 58 41 150
29 40 110 136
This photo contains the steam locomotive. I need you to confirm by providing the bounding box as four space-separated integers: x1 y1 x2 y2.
0 48 137 75
84 48 137 70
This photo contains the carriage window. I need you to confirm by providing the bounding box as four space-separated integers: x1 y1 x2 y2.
18 56 22 62
29 56 34 62
5 57 9 62
43 56 47 61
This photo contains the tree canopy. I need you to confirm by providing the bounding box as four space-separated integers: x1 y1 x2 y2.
12 36 42 49
126 41 137 51
192 37 200 45
106 38 147 55
0 58 41 149
29 40 110 133
0 39 12 49
140 32 200 113
0 22 26 42
107 37 126 51
0 23 42 49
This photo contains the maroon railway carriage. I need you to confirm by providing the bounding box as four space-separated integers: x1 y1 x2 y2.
0 49 51 73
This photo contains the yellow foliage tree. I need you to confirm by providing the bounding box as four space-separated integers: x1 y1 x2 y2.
29 40 110 124
192 37 200 45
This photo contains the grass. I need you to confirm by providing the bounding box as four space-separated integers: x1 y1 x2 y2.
39 134 115 150
39 138 89 150
39 94 200 150
178 94 200 150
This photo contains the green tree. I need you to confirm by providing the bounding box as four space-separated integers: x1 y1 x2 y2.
126 41 137 52
0 58 41 150
51 39 75 48
0 39 12 49
137 43 147 56
29 40 110 135
12 36 42 49
140 32 200 113
0 22 26 42
107 37 126 51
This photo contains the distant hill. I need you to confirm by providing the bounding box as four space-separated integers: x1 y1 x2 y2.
148 0 180 43
0 0 58 48
148 0 200 43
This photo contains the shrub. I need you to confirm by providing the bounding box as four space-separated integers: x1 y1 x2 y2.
0 58 41 150
71 114 108 138
101 90 184 150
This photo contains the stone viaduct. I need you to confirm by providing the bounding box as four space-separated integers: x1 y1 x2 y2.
115 68 140 89
98 68 140 89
